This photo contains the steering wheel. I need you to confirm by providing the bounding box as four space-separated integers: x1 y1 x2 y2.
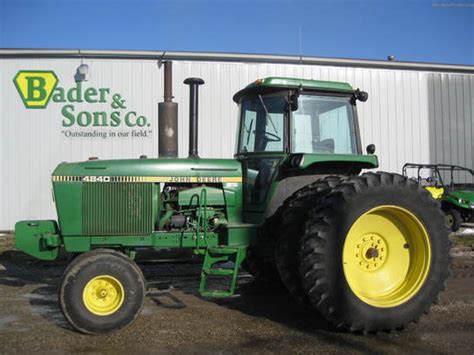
264 131 281 142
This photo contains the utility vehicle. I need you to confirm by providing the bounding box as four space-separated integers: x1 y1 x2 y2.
16 74 449 334
403 163 474 231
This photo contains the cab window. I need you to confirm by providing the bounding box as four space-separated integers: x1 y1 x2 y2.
292 95 357 154
239 94 286 153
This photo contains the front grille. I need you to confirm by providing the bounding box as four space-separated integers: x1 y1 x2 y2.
83 183 153 235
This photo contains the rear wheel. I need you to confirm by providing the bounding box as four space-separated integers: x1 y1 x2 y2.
241 247 281 287
275 176 343 303
242 218 282 287
59 249 146 334
300 172 450 332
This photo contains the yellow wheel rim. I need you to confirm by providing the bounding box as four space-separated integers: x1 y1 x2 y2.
82 275 125 316
343 205 431 308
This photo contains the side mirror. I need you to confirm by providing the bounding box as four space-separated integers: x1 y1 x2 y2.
355 89 369 102
288 93 299 111
366 144 376 154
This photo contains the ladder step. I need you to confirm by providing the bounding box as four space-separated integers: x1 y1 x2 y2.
200 290 233 298
203 268 235 276
208 246 242 254
199 245 247 298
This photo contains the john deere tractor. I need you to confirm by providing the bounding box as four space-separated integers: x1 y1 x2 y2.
16 74 449 335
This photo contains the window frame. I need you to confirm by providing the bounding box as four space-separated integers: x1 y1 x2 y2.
236 89 363 157
288 91 362 155
237 91 290 155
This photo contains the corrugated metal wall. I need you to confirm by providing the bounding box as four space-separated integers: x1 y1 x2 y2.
0 56 472 230
1 58 162 230
428 73 474 182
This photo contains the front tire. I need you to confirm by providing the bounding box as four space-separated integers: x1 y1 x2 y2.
59 249 146 334
445 208 462 232
300 172 450 332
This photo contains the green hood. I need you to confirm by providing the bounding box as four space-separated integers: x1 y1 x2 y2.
52 158 242 179
448 189 474 202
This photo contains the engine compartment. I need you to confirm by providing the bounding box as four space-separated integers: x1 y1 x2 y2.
158 183 228 233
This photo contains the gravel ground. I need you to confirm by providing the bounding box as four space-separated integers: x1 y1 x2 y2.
0 233 473 354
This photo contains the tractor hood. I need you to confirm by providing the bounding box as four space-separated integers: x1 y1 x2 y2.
53 158 242 181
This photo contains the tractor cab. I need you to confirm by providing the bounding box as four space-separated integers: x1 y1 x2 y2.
232 77 378 220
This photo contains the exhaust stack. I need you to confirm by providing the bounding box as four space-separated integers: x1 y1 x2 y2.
184 77 204 159
158 61 178 158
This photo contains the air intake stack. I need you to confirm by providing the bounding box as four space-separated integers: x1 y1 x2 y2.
158 61 178 158
184 77 205 159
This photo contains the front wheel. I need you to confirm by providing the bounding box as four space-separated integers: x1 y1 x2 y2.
445 208 462 232
300 172 450 332
59 249 146 334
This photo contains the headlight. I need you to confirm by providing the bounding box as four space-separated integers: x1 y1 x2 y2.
458 198 469 205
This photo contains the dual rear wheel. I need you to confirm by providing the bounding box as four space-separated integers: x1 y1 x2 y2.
275 172 450 332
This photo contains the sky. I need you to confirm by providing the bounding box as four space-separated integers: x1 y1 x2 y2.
0 0 473 65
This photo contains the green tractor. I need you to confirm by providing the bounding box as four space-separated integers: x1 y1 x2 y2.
16 75 450 335
403 163 474 231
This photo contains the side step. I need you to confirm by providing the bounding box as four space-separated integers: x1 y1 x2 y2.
199 246 247 298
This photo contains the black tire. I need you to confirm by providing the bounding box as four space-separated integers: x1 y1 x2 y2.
241 247 281 287
445 208 462 232
300 172 450 332
242 218 282 287
59 249 146 334
275 176 343 303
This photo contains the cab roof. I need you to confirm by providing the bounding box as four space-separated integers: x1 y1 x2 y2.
233 77 354 102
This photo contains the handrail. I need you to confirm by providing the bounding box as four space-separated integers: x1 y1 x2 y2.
196 188 208 252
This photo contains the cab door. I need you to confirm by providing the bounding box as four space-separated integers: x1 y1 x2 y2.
236 92 288 221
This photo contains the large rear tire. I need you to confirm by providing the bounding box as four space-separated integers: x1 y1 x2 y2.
300 172 450 332
275 176 343 303
242 218 282 287
59 249 146 334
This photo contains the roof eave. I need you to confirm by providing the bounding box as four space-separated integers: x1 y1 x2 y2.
1 49 473 74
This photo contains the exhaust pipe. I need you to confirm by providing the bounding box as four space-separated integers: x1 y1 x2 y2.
184 77 204 159
158 61 178 158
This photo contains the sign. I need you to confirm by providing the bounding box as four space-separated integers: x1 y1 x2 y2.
13 70 151 139
13 71 58 109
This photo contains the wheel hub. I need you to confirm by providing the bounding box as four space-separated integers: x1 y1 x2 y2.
343 205 431 308
83 275 125 316
355 234 387 271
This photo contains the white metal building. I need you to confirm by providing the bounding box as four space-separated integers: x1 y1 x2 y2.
0 49 473 230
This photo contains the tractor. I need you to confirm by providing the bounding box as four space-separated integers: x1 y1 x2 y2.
15 74 450 335
403 163 474 231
